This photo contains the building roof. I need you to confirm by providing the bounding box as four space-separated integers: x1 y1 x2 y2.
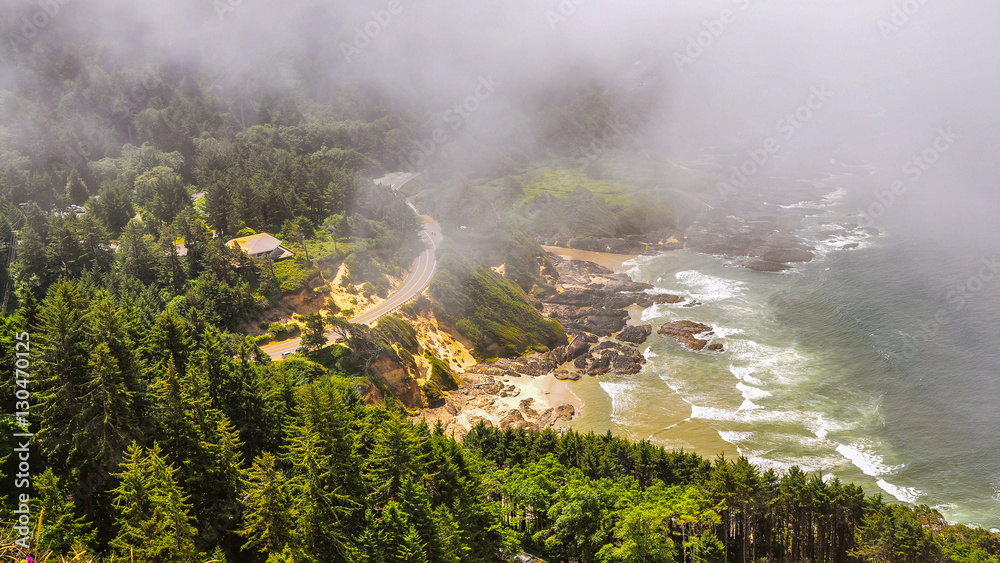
226 233 284 255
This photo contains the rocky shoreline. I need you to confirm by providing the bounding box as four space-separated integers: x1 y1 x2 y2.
683 199 876 272
418 183 877 436
417 252 722 437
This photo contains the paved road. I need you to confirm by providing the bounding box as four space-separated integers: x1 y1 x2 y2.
350 227 437 326
261 198 440 361
374 172 421 191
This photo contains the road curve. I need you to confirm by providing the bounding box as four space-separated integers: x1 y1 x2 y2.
260 218 440 361
349 228 436 326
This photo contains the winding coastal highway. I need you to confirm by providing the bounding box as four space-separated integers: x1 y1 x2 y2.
349 226 438 326
261 173 438 361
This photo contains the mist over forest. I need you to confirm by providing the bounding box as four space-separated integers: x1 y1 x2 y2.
1 1 999 562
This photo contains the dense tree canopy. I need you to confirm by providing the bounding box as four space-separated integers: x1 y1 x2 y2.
0 4 998 562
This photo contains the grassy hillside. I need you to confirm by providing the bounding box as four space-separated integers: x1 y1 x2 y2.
428 246 566 359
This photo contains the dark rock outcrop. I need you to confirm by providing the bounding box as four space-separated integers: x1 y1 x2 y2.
617 324 653 344
544 304 629 336
572 341 646 375
554 370 581 381
762 249 815 263
746 260 789 272
657 320 723 352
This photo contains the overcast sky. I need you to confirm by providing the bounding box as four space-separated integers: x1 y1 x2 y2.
3 0 997 240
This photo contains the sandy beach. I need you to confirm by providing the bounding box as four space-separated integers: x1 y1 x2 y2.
541 245 643 272
418 245 734 458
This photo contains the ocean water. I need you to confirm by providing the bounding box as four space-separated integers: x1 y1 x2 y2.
569 164 1000 530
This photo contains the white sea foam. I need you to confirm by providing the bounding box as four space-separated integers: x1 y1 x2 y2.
599 380 639 426
809 224 873 256
729 365 765 386
821 187 847 204
713 325 744 339
691 404 809 425
745 454 795 473
736 382 771 400
779 200 824 210
738 399 759 411
835 442 895 478
640 304 673 322
805 415 853 441
777 188 844 210
643 347 658 359
621 254 656 275
719 430 753 444
728 340 811 385
675 270 744 303
877 479 924 504
728 339 783 363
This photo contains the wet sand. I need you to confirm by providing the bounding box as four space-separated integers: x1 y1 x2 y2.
541 246 643 272
541 248 737 457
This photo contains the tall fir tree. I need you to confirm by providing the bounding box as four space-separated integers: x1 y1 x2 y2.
36 280 91 474
65 169 90 206
240 452 296 557
32 468 97 554
110 442 199 563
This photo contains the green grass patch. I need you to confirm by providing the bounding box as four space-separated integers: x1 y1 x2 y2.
424 351 459 391
429 246 566 359
481 167 638 207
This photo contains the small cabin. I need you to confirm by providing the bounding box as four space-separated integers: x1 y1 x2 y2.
225 233 294 260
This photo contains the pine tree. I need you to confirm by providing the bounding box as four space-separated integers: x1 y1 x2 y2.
370 502 429 563
78 214 114 272
240 452 296 557
32 469 97 554
197 418 245 554
299 312 327 352
204 181 233 236
142 311 192 378
119 219 161 284
12 223 49 290
191 329 280 459
12 285 40 332
90 180 134 235
36 280 91 473
74 343 136 476
151 356 205 472
46 214 85 278
364 414 425 504
110 442 198 562
286 427 355 560
65 169 90 205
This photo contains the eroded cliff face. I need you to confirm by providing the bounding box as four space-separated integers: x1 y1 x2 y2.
368 356 423 408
